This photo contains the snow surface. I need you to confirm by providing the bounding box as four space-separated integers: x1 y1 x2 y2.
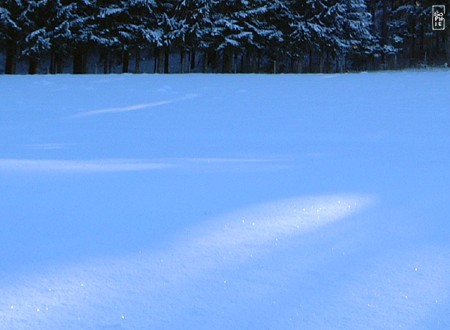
1 72 450 329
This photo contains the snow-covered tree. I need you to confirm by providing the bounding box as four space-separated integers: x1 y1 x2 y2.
0 0 27 73
244 0 286 72
125 0 160 72
259 0 290 57
20 0 59 73
210 0 275 72
57 0 98 73
388 1 420 65
289 0 379 72
0 0 446 73
387 0 448 66
173 0 214 72
151 0 178 73
289 0 336 71
329 0 379 69
92 0 123 72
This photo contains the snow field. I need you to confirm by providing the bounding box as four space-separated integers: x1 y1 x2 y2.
1 71 450 329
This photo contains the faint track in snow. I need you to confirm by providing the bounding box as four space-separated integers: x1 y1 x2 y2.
71 94 199 118
0 157 288 173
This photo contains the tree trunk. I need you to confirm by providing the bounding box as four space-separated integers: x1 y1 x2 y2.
202 51 208 73
319 52 325 73
190 49 196 71
51 50 64 74
251 51 257 73
134 48 141 73
410 18 416 66
154 47 164 73
257 50 261 72
154 48 158 73
164 46 169 73
180 48 185 73
298 56 304 73
222 47 233 73
50 52 56 74
5 41 17 74
446 22 450 64
290 58 295 73
103 51 109 74
28 56 39 74
419 23 425 64
108 52 113 73
57 54 64 73
73 46 86 74
158 48 164 73
188 51 191 73
309 49 313 73
122 49 129 73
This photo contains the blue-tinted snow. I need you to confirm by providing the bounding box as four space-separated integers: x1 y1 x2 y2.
0 72 449 329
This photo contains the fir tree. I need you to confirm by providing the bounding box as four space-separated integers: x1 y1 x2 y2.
21 0 59 73
210 0 271 72
0 0 27 73
174 0 214 72
60 0 98 73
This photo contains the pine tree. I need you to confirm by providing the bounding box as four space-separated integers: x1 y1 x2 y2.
389 0 448 66
289 0 334 71
126 0 160 73
388 1 420 66
289 0 378 72
329 0 379 70
59 0 98 73
21 0 58 74
273 0 313 72
0 0 445 73
93 0 125 73
174 0 214 72
0 0 27 73
210 0 272 72
153 0 178 73
244 0 285 72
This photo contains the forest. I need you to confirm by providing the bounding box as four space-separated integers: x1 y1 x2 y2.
0 0 449 74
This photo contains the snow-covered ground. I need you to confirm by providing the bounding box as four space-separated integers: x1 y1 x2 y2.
1 72 449 329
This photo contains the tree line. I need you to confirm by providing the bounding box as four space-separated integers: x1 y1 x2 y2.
0 0 448 74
